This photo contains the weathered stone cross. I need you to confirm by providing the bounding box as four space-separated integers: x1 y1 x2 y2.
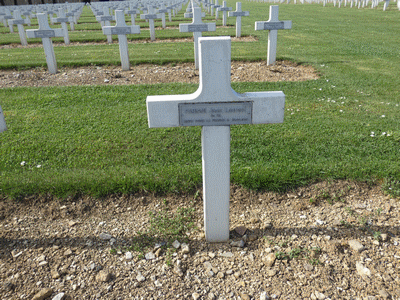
179 7 215 69
8 10 29 46
140 6 162 41
96 7 114 43
26 13 65 74
255 5 292 65
146 37 285 242
51 8 71 45
217 1 232 26
102 10 140 71
228 2 249 38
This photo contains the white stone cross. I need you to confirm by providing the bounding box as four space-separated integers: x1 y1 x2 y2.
0 104 6 133
26 13 64 74
166 3 174 21
96 7 114 43
255 5 292 66
66 6 76 31
228 2 249 38
21 10 32 25
127 7 140 25
180 7 216 69
8 10 29 46
213 0 221 19
146 37 285 242
102 10 140 71
51 8 71 45
158 4 169 29
383 0 390 10
217 1 232 26
140 6 162 41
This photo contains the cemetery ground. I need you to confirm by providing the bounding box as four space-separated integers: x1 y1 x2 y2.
1 2 400 300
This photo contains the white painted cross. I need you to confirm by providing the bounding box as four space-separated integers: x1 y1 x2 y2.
102 10 140 71
66 6 76 31
127 6 140 25
217 1 232 26
228 2 249 38
255 5 292 66
213 0 221 19
146 37 285 242
140 6 162 41
180 7 216 69
158 4 169 29
0 104 6 133
4 9 15 33
8 10 29 46
26 13 64 74
96 7 114 43
51 8 71 45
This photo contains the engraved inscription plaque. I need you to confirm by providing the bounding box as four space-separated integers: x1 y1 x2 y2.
179 102 252 126
34 30 56 38
230 12 247 17
187 24 209 32
264 21 284 30
144 14 158 19
55 17 69 23
11 19 25 25
111 27 131 35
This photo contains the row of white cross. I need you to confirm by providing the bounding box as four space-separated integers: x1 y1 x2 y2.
248 0 400 10
21 3 291 74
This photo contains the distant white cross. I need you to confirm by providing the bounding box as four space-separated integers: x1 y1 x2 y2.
102 10 140 71
180 7 216 69
127 6 139 25
96 7 114 43
217 1 232 26
146 37 285 242
140 6 162 41
228 2 249 38
255 5 292 65
0 104 6 133
8 10 29 46
26 13 64 74
51 8 71 45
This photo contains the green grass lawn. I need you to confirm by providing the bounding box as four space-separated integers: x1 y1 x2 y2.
0 2 399 198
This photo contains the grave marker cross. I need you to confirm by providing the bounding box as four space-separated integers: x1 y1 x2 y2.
140 6 162 41
228 2 249 38
180 7 216 69
96 7 114 43
217 1 232 26
51 8 71 45
102 10 140 71
8 10 29 46
255 5 292 65
26 13 64 74
146 37 285 242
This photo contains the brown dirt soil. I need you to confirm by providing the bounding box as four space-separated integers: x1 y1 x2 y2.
0 60 318 88
0 181 399 300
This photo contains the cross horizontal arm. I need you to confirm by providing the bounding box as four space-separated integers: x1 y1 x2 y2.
147 91 285 128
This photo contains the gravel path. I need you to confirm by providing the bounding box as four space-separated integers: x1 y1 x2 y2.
1 181 399 300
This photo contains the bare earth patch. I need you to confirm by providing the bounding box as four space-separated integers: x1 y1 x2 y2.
0 181 399 300
0 60 318 88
